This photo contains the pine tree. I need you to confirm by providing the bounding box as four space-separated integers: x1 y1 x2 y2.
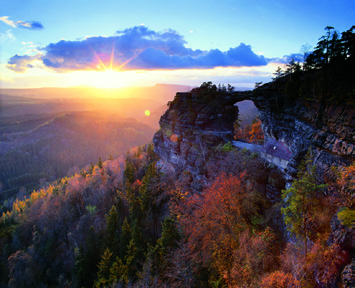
95 248 112 288
109 257 127 286
131 219 145 264
281 149 326 256
97 157 103 169
120 217 132 260
125 239 138 280
124 160 135 185
81 226 101 288
105 205 120 258
140 162 158 213
159 217 180 251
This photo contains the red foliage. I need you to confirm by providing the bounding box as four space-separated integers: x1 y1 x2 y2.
260 271 300 288
179 172 263 284
305 241 347 286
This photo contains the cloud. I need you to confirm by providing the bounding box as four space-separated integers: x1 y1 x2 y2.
0 16 44 30
0 29 15 43
7 54 40 72
267 53 303 64
7 26 267 73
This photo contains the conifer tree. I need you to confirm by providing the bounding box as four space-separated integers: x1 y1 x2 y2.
109 257 126 285
124 160 135 185
97 157 103 169
281 149 326 256
95 248 112 288
105 205 120 258
125 239 138 280
120 217 132 260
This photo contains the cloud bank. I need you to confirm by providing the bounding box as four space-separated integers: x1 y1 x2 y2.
7 26 268 73
0 16 44 30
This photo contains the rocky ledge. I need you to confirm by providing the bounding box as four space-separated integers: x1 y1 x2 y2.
153 82 353 191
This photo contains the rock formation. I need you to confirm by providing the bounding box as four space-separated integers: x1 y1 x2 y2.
153 81 353 189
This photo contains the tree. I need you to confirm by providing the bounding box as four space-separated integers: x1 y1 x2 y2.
301 44 312 71
123 160 135 186
250 117 264 142
95 248 113 288
281 149 326 256
119 217 132 260
273 66 284 80
255 81 263 88
180 172 263 284
285 58 301 75
97 157 103 169
260 271 300 288
105 205 120 258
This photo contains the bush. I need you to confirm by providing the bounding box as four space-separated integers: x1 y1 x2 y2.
222 142 234 152
337 207 354 228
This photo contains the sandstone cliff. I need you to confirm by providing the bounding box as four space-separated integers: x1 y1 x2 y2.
153 80 353 190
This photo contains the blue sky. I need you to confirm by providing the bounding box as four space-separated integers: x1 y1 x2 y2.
0 0 354 88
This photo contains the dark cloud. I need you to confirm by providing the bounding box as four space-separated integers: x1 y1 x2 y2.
17 21 44 30
0 16 44 30
7 26 267 72
267 53 303 64
7 54 39 72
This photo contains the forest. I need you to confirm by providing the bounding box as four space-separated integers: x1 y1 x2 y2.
0 26 353 287
0 142 352 287
0 111 155 206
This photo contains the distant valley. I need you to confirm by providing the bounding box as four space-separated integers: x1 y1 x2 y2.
0 84 188 201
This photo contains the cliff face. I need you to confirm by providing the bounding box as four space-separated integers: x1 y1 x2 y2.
153 82 353 192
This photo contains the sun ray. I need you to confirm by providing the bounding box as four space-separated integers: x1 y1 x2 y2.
109 42 115 71
91 48 108 71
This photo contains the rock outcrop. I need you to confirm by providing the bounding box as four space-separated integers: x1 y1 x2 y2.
153 80 354 286
153 82 353 190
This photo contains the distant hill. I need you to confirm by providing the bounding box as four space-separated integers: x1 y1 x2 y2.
0 111 155 200
0 83 190 101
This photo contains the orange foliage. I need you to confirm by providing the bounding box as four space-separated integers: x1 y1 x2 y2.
179 172 263 284
334 163 354 208
230 228 278 287
305 241 347 286
260 271 300 288
250 118 264 142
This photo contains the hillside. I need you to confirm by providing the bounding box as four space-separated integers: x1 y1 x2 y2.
0 111 155 203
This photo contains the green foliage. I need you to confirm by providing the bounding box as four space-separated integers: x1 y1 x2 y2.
159 217 180 250
281 149 326 255
86 205 97 215
120 217 132 260
95 248 113 288
97 157 103 169
222 141 234 152
337 207 354 228
125 239 139 280
105 205 120 257
124 160 136 185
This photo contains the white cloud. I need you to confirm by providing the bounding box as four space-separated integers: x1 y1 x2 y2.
0 29 15 43
0 16 16 27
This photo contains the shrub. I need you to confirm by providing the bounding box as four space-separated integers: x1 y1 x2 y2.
337 207 354 228
222 142 234 152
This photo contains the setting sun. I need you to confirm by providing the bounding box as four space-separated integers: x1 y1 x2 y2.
83 70 122 88
145 110 151 116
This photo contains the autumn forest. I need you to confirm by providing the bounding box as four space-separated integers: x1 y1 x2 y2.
0 26 354 288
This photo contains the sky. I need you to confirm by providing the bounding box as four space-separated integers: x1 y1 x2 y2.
0 0 354 89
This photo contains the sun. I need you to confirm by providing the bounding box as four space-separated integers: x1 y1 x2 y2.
70 70 125 89
96 70 121 88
